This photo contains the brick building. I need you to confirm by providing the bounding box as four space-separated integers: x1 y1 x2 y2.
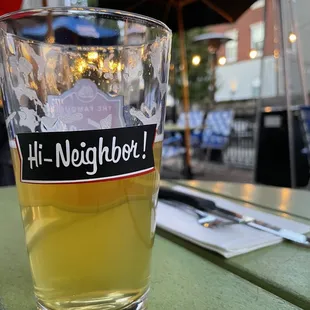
207 0 310 104
207 0 282 101
211 0 274 63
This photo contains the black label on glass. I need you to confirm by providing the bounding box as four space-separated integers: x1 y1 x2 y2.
16 125 156 184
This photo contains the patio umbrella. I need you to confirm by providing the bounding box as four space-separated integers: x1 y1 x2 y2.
98 0 256 178
21 16 120 45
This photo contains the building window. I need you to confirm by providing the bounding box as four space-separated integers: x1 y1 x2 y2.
251 0 265 10
225 30 238 63
250 22 265 57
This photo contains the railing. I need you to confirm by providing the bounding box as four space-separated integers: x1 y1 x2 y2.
223 107 256 169
164 100 260 170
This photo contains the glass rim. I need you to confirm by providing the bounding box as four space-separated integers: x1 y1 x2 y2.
0 6 172 35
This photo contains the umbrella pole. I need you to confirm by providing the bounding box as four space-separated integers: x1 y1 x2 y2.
177 4 192 179
42 0 54 43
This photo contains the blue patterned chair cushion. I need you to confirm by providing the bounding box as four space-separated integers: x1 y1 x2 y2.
202 110 234 150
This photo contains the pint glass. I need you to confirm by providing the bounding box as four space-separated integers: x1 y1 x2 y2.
0 7 171 310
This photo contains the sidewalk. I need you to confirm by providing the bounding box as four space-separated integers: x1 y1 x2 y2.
161 157 253 183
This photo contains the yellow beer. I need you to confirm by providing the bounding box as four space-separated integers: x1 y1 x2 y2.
11 141 162 310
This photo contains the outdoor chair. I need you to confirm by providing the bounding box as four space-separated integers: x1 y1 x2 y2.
201 109 234 162
162 110 204 160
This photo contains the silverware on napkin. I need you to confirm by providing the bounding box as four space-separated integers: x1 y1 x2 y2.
160 198 233 228
159 187 310 247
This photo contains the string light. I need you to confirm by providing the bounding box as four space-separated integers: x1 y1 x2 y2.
218 56 227 66
274 49 280 59
192 55 201 66
289 32 297 43
249 49 258 59
77 58 87 73
109 60 119 73
117 62 124 72
87 51 99 61
73 52 124 80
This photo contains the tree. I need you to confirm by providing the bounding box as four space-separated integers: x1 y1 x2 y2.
170 28 212 109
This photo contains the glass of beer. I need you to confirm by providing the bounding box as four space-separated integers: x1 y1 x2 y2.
0 7 171 310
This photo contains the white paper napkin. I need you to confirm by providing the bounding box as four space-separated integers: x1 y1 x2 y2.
156 186 310 258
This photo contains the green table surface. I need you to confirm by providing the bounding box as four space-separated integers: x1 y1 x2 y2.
171 180 310 309
178 181 310 220
0 185 306 310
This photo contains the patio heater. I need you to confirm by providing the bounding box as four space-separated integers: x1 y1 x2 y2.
254 0 310 188
193 32 232 110
193 33 232 162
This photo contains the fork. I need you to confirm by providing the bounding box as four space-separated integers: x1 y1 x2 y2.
159 199 234 228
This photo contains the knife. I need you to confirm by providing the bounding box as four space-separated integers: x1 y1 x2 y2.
159 187 310 247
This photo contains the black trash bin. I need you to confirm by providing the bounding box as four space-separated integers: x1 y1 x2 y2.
254 107 309 188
